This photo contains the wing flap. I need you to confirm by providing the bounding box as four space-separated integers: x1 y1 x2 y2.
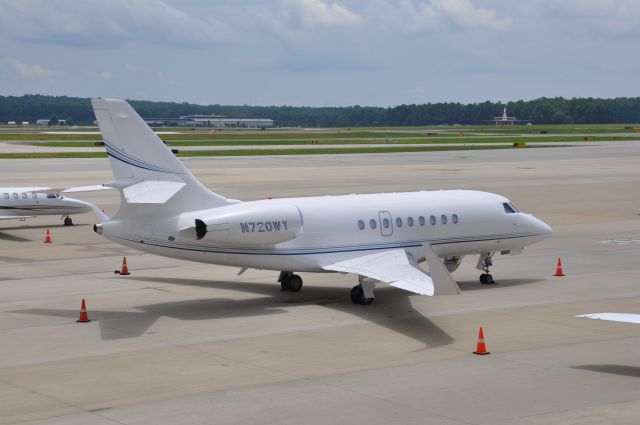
323 249 434 296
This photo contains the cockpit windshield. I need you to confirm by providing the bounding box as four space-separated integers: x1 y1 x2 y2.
46 192 62 199
503 202 521 214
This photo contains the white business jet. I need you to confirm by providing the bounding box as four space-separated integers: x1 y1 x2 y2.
0 187 94 225
91 99 552 304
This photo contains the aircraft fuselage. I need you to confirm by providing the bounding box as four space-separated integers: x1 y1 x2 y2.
98 189 552 272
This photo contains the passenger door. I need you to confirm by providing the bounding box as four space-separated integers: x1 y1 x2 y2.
378 211 393 237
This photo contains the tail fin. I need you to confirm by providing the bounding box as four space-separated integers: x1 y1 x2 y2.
91 98 228 212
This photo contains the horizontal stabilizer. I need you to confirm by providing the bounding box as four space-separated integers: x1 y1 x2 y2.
123 180 186 204
323 249 435 296
576 313 640 324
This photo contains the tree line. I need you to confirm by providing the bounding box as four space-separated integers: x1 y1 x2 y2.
0 94 639 126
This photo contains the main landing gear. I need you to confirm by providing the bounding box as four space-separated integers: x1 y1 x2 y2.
350 276 375 305
63 215 74 226
478 253 495 284
350 285 374 305
278 271 303 292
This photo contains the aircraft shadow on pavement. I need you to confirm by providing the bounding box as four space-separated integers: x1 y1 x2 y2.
457 278 543 291
0 231 32 242
572 364 640 378
12 276 453 348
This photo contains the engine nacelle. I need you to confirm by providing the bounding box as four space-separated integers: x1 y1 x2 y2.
195 203 303 246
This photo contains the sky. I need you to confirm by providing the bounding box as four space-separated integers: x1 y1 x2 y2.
0 0 639 107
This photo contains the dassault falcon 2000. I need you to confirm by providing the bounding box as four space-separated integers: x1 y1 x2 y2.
0 187 95 225
90 98 552 305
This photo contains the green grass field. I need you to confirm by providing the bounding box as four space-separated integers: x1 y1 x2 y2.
0 122 636 159
29 135 637 148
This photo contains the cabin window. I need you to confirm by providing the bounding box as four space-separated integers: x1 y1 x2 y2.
452 214 459 224
369 219 377 229
21 193 27 199
503 202 516 214
395 217 402 228
441 215 447 224
31 192 37 199
357 220 365 230
13 193 18 199
418 216 425 226
407 217 414 227
3 193 8 199
430 215 436 225
382 217 390 229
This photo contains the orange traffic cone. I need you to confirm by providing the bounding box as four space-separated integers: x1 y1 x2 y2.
554 258 565 277
115 256 131 275
77 299 91 323
473 326 490 355
43 228 52 243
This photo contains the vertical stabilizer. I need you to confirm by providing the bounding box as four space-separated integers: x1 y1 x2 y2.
92 98 228 212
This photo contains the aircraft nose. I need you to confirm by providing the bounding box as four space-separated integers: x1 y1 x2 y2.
72 199 93 212
533 216 553 236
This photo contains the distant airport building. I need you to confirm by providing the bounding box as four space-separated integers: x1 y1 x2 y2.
144 115 274 129
488 108 530 126
36 119 67 126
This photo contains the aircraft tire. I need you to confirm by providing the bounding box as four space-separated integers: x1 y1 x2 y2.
288 274 303 292
350 285 374 305
280 280 292 291
480 273 494 284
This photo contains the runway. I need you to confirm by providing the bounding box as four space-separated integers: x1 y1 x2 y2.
1 142 639 424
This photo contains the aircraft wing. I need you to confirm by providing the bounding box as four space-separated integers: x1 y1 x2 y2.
0 215 32 220
576 313 640 324
62 184 115 193
322 249 435 295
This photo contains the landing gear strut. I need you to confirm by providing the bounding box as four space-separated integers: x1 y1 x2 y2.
63 215 73 226
278 271 303 292
350 285 374 305
350 276 375 305
478 253 495 284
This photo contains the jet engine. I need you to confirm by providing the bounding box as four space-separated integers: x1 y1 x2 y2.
195 203 303 245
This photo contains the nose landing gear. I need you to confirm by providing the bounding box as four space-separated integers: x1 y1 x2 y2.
477 253 495 284
63 215 73 226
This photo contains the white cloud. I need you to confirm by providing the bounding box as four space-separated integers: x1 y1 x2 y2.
364 0 511 32
0 0 231 48
98 71 114 80
7 58 54 77
542 0 640 33
281 0 361 28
